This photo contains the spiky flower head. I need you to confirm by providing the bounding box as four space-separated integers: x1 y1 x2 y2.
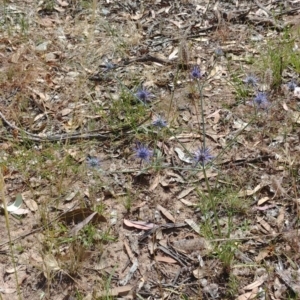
194 147 214 166
86 156 100 168
134 142 153 163
253 92 269 109
244 75 258 87
136 86 154 103
152 115 167 128
191 65 202 80
287 81 297 92
104 60 115 72
215 48 224 57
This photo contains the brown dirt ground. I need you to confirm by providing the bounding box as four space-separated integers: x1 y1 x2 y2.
1 0 300 299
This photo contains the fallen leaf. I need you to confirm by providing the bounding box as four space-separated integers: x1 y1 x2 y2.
277 207 285 229
180 198 197 207
244 278 265 290
237 291 258 300
168 47 178 60
270 175 286 197
0 287 16 294
291 111 300 124
169 19 183 28
155 255 177 264
174 147 193 164
148 238 157 255
282 101 289 111
56 0 68 6
257 197 270 205
185 219 200 234
69 212 97 236
149 174 160 191
60 108 72 116
123 219 155 230
206 109 221 123
22 191 38 211
65 190 79 202
254 204 276 211
238 183 265 197
130 11 144 20
157 204 175 223
43 254 60 279
12 208 30 215
177 187 195 199
257 216 272 232
10 47 23 63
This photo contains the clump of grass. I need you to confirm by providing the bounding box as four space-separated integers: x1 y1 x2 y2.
2 2 300 298
258 27 300 89
108 88 149 130
226 274 240 298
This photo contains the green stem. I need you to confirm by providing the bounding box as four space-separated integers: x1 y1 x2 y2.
202 166 221 236
197 79 206 149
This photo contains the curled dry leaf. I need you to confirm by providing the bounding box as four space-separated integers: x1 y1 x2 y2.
206 109 221 123
238 183 266 197
177 187 195 200
180 198 197 207
174 147 193 164
157 204 175 223
276 207 285 230
22 191 38 211
256 216 272 233
257 196 270 205
149 174 160 191
123 219 155 230
185 219 200 234
244 277 265 290
270 175 286 197
155 255 177 264
0 287 16 294
69 212 97 236
43 254 60 280
237 291 258 300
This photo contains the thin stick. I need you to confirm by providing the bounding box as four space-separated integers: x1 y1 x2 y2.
0 171 22 299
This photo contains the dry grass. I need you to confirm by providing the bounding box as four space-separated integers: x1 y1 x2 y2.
1 1 300 299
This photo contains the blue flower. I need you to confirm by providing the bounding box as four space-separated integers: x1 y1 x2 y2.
152 115 167 128
191 65 202 80
215 48 224 56
244 75 258 87
194 147 214 166
134 142 153 163
86 156 100 168
287 81 297 92
136 87 154 103
253 92 269 109
104 60 115 72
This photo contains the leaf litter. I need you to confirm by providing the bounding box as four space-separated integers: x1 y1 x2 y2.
1 0 300 299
